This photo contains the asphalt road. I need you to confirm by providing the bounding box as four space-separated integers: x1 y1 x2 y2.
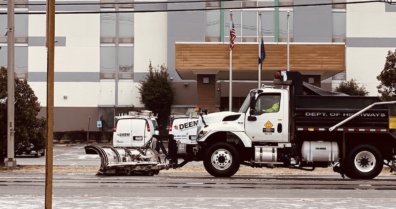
1 172 396 209
2 143 396 209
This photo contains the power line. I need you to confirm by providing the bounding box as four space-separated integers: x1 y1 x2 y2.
5 0 230 6
0 0 392 6
0 0 391 15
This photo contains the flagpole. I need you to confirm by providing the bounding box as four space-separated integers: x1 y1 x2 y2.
258 12 262 88
229 11 233 112
229 48 232 111
287 10 290 71
229 50 232 111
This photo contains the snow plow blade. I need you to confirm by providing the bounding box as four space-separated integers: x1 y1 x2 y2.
85 145 169 176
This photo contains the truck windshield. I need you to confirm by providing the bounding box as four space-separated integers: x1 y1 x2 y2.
238 94 250 113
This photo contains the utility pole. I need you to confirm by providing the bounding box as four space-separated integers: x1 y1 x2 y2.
6 0 16 168
45 0 55 208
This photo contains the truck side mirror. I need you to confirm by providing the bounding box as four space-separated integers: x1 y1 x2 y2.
248 109 257 121
247 115 257 121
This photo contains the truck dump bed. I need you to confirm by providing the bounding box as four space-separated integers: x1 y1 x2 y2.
294 95 389 129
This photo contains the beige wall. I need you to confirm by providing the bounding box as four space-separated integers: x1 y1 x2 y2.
172 82 197 106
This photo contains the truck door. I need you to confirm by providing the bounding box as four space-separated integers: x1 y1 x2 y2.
245 92 288 142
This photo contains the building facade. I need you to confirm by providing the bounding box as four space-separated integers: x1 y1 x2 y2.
0 0 395 132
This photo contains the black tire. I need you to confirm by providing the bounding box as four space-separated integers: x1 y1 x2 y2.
345 144 383 179
203 142 240 177
35 149 44 158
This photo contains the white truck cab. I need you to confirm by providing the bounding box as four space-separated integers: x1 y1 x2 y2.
245 87 290 143
197 86 290 146
113 111 156 147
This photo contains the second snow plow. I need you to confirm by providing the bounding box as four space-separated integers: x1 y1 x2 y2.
85 135 182 176
86 138 162 176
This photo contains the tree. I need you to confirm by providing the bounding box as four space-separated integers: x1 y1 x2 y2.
377 50 396 101
138 62 174 133
0 67 46 163
334 79 368 96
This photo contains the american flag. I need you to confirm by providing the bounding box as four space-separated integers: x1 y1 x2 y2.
229 19 236 51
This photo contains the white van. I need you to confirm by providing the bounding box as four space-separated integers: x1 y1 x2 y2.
113 114 156 147
168 115 200 154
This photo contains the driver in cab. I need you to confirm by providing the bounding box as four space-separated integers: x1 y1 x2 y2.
260 95 280 113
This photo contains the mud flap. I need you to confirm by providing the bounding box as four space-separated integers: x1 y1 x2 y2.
167 134 178 167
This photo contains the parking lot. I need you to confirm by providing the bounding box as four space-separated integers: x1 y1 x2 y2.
15 143 102 166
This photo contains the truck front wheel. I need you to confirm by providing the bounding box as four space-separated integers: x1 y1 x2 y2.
203 142 240 177
345 144 383 179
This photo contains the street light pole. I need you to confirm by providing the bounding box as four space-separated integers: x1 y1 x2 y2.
6 0 16 168
115 0 119 118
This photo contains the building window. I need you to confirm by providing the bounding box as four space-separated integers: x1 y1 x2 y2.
332 10 346 42
0 6 28 79
224 4 242 43
205 1 286 43
100 7 134 79
119 13 134 42
205 0 345 43
205 10 221 42
242 10 257 42
0 0 28 9
100 45 134 79
0 46 28 79
0 11 28 41
100 13 116 39
278 10 293 42
100 0 134 9
260 10 275 40
119 45 134 79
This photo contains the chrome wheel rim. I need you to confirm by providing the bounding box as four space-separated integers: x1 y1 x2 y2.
211 148 232 171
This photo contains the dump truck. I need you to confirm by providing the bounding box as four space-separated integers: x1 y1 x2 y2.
85 71 396 179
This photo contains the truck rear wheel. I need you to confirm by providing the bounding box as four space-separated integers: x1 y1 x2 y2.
203 142 240 177
345 144 383 179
